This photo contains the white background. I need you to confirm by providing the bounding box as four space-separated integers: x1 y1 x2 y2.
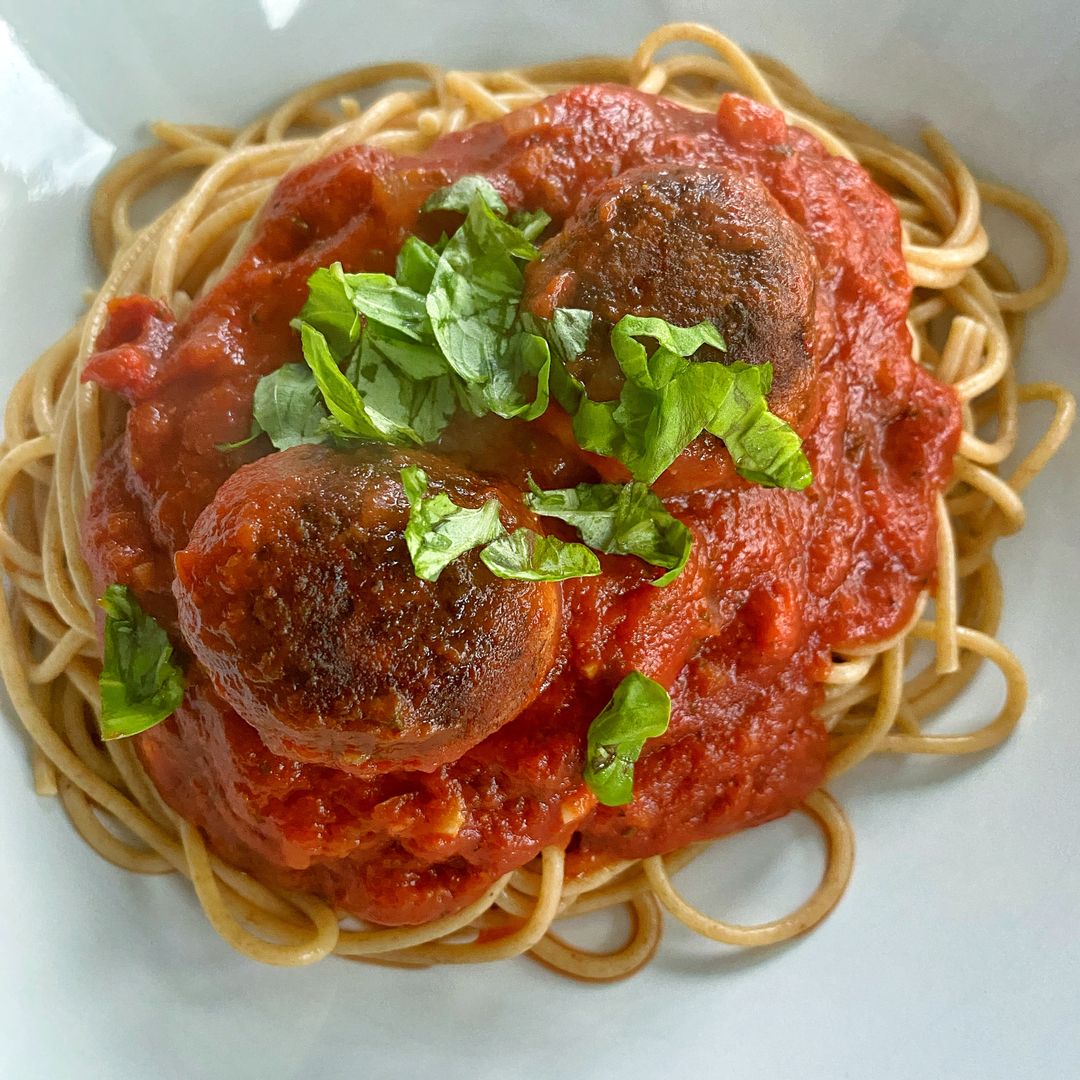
1 2 1077 1078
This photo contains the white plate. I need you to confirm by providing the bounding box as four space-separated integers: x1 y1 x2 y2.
2 3 1078 1078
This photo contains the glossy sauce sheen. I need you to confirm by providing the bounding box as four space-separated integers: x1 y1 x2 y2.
82 88 960 925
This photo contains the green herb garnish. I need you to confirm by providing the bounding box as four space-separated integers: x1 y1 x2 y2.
583 671 671 806
97 585 185 740
401 465 504 581
227 178 810 495
480 529 601 582
525 479 692 587
424 176 555 419
400 465 599 583
228 178 586 451
217 362 326 451
556 314 812 489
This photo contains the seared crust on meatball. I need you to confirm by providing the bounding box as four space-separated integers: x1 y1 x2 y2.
523 164 820 429
174 443 561 774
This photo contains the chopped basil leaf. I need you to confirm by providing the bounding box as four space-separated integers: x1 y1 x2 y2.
422 174 507 216
492 308 592 422
343 272 431 342
480 529 600 581
395 235 442 295
561 314 812 489
609 314 726 382
216 363 328 451
401 466 601 584
301 323 422 444
425 192 534 387
301 262 432 344
400 465 504 581
97 585 185 740
355 330 450 382
478 330 552 421
570 315 726 483
583 671 671 806
545 307 593 366
422 179 562 418
246 362 327 450
352 356 456 445
347 317 456 443
296 264 361 357
526 480 692 586
705 361 813 489
298 260 457 446
230 176 595 456
512 207 552 242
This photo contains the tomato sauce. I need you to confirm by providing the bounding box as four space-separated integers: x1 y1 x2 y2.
82 87 960 925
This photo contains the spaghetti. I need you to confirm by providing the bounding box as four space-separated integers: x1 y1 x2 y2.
0 23 1073 979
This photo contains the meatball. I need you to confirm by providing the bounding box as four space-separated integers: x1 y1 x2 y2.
173 443 561 774
523 164 820 431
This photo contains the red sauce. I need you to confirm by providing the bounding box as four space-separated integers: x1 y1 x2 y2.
82 87 960 925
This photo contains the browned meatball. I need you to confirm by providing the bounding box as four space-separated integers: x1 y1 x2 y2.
174 443 561 774
523 164 820 430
